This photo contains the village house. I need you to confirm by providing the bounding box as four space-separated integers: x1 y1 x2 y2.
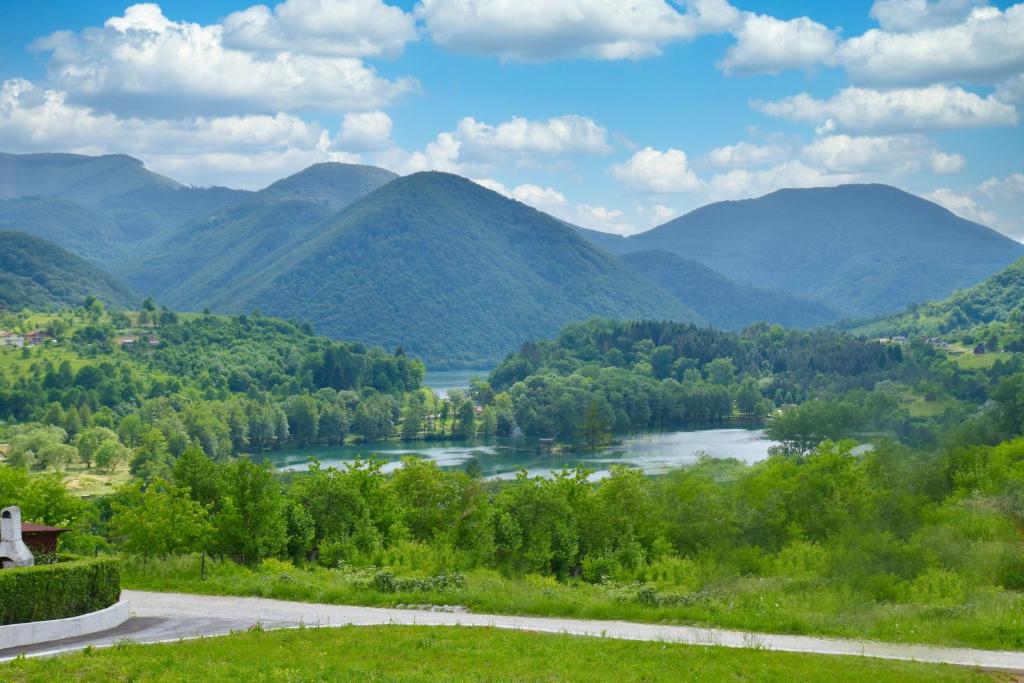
23 330 53 346
0 331 25 348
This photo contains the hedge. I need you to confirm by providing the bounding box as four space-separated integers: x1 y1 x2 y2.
0 556 120 625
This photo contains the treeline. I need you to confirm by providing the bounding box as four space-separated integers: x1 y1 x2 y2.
0 309 429 475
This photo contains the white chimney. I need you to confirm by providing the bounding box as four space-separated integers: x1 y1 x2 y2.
0 506 34 568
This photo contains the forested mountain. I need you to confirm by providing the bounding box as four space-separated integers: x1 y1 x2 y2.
128 163 401 302
187 172 699 367
259 162 398 210
0 152 180 203
0 231 136 309
576 184 1023 318
622 250 837 330
855 257 1024 351
0 153 250 269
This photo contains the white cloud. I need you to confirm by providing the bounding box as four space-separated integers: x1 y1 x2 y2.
927 187 999 225
840 5 1024 85
979 172 1024 197
456 115 610 157
415 0 739 62
612 147 702 193
338 111 393 150
31 3 416 116
223 0 417 58
575 203 636 234
801 134 934 174
707 160 857 200
472 178 570 217
0 78 359 188
719 13 839 75
996 74 1024 103
705 141 789 168
755 85 1018 134
929 150 966 174
869 0 988 32
375 114 611 175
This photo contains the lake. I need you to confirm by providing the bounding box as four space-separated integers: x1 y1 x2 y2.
259 427 777 481
423 369 491 398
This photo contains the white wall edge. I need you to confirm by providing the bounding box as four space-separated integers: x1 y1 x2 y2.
0 599 129 651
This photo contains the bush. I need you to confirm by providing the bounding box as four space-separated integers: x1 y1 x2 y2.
0 556 120 625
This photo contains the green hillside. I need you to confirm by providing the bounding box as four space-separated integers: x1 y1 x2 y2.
0 152 180 204
128 198 334 302
581 184 1023 318
855 257 1024 351
195 172 699 367
0 197 128 265
0 231 136 309
622 250 837 329
259 162 399 210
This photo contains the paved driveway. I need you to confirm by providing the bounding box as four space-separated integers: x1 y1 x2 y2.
2 590 1022 673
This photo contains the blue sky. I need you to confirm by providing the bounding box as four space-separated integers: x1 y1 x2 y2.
1 0 1021 238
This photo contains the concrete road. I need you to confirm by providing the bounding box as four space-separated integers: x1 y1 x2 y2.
2 589 1023 673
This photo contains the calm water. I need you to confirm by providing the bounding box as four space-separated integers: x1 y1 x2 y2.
260 428 777 481
423 369 491 398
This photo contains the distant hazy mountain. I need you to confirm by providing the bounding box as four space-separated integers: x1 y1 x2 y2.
0 152 180 204
854 256 1024 342
577 185 1024 318
0 231 136 310
191 172 699 367
128 198 334 303
129 163 400 300
622 250 838 330
0 153 251 268
259 162 398 210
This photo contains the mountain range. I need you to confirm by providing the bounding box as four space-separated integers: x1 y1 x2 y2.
1 151 1021 366
0 230 136 311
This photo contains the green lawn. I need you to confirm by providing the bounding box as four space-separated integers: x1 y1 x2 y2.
951 352 1015 370
121 555 1024 652
2 625 1002 682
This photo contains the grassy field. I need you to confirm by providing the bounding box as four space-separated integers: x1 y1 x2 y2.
951 352 1015 370
2 625 1005 682
121 555 1024 652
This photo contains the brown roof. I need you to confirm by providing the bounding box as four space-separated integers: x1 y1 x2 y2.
21 522 67 533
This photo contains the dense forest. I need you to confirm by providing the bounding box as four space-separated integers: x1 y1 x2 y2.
856 257 1024 352
2 304 1023 648
0 231 137 310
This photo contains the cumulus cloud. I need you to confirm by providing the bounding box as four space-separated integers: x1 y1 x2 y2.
979 172 1024 197
473 178 570 217
415 0 740 62
929 150 966 174
841 5 1024 85
754 85 1018 134
612 147 702 193
996 74 1024 103
0 78 361 188
575 203 636 234
31 3 415 116
869 0 988 32
376 114 611 175
801 134 935 174
705 141 789 168
719 13 839 75
707 160 857 200
927 187 999 225
223 0 417 58
337 111 393 150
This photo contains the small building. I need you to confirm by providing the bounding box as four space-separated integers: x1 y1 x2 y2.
23 330 52 346
538 438 555 454
0 331 24 348
0 507 34 568
21 522 67 555
115 335 139 347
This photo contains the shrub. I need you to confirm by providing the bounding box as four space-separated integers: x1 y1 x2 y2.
0 556 120 625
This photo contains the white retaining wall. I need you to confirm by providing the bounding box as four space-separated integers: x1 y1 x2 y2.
0 600 130 650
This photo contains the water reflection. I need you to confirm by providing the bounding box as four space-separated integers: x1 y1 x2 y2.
260 428 777 480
